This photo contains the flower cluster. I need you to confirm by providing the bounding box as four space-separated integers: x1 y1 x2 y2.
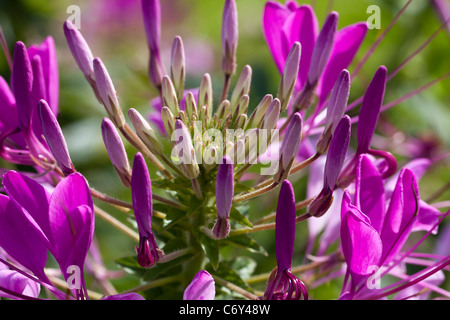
0 0 449 301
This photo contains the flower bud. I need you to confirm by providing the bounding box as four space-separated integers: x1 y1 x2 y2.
221 0 238 75
198 73 213 118
232 94 249 122
172 119 200 180
93 57 126 128
307 12 338 86
277 42 301 112
170 36 185 101
128 108 163 156
274 112 302 183
185 91 198 121
131 152 164 268
161 75 179 115
230 65 252 113
38 99 74 176
101 117 131 187
63 20 95 85
212 155 234 239
246 94 273 130
316 69 350 154
260 98 281 130
161 106 176 136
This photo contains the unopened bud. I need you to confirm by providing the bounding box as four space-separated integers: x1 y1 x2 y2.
235 113 247 130
185 91 198 121
260 98 281 130
277 42 301 112
233 94 249 122
230 65 252 112
221 0 238 75
161 75 179 115
38 99 74 176
246 94 273 130
308 188 334 217
128 108 163 156
161 106 176 136
198 73 213 118
93 57 126 128
307 12 338 86
316 69 350 154
212 155 234 239
274 113 302 183
63 20 95 85
170 36 185 101
101 117 131 187
172 119 200 179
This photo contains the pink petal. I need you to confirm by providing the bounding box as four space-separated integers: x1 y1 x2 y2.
317 22 368 104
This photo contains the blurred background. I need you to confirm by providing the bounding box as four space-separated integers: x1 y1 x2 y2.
0 0 449 298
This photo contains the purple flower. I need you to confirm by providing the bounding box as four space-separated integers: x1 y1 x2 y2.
0 171 95 300
131 152 164 268
263 1 367 105
340 154 445 299
263 180 308 300
183 270 216 300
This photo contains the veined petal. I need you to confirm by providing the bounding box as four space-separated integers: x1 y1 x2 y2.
12 41 33 131
341 191 382 277
263 1 292 73
0 269 41 300
183 270 215 300
380 168 419 264
2 171 52 244
0 194 48 281
28 36 59 115
49 173 94 273
355 154 386 234
317 22 368 104
282 5 318 91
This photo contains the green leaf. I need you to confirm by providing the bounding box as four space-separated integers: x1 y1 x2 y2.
206 261 254 293
229 207 253 228
115 256 147 278
193 229 220 271
223 234 267 256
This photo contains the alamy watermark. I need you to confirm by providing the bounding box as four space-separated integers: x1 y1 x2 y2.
367 5 381 30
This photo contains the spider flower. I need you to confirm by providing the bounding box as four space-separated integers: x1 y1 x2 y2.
0 171 94 300
340 155 446 299
0 40 60 171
